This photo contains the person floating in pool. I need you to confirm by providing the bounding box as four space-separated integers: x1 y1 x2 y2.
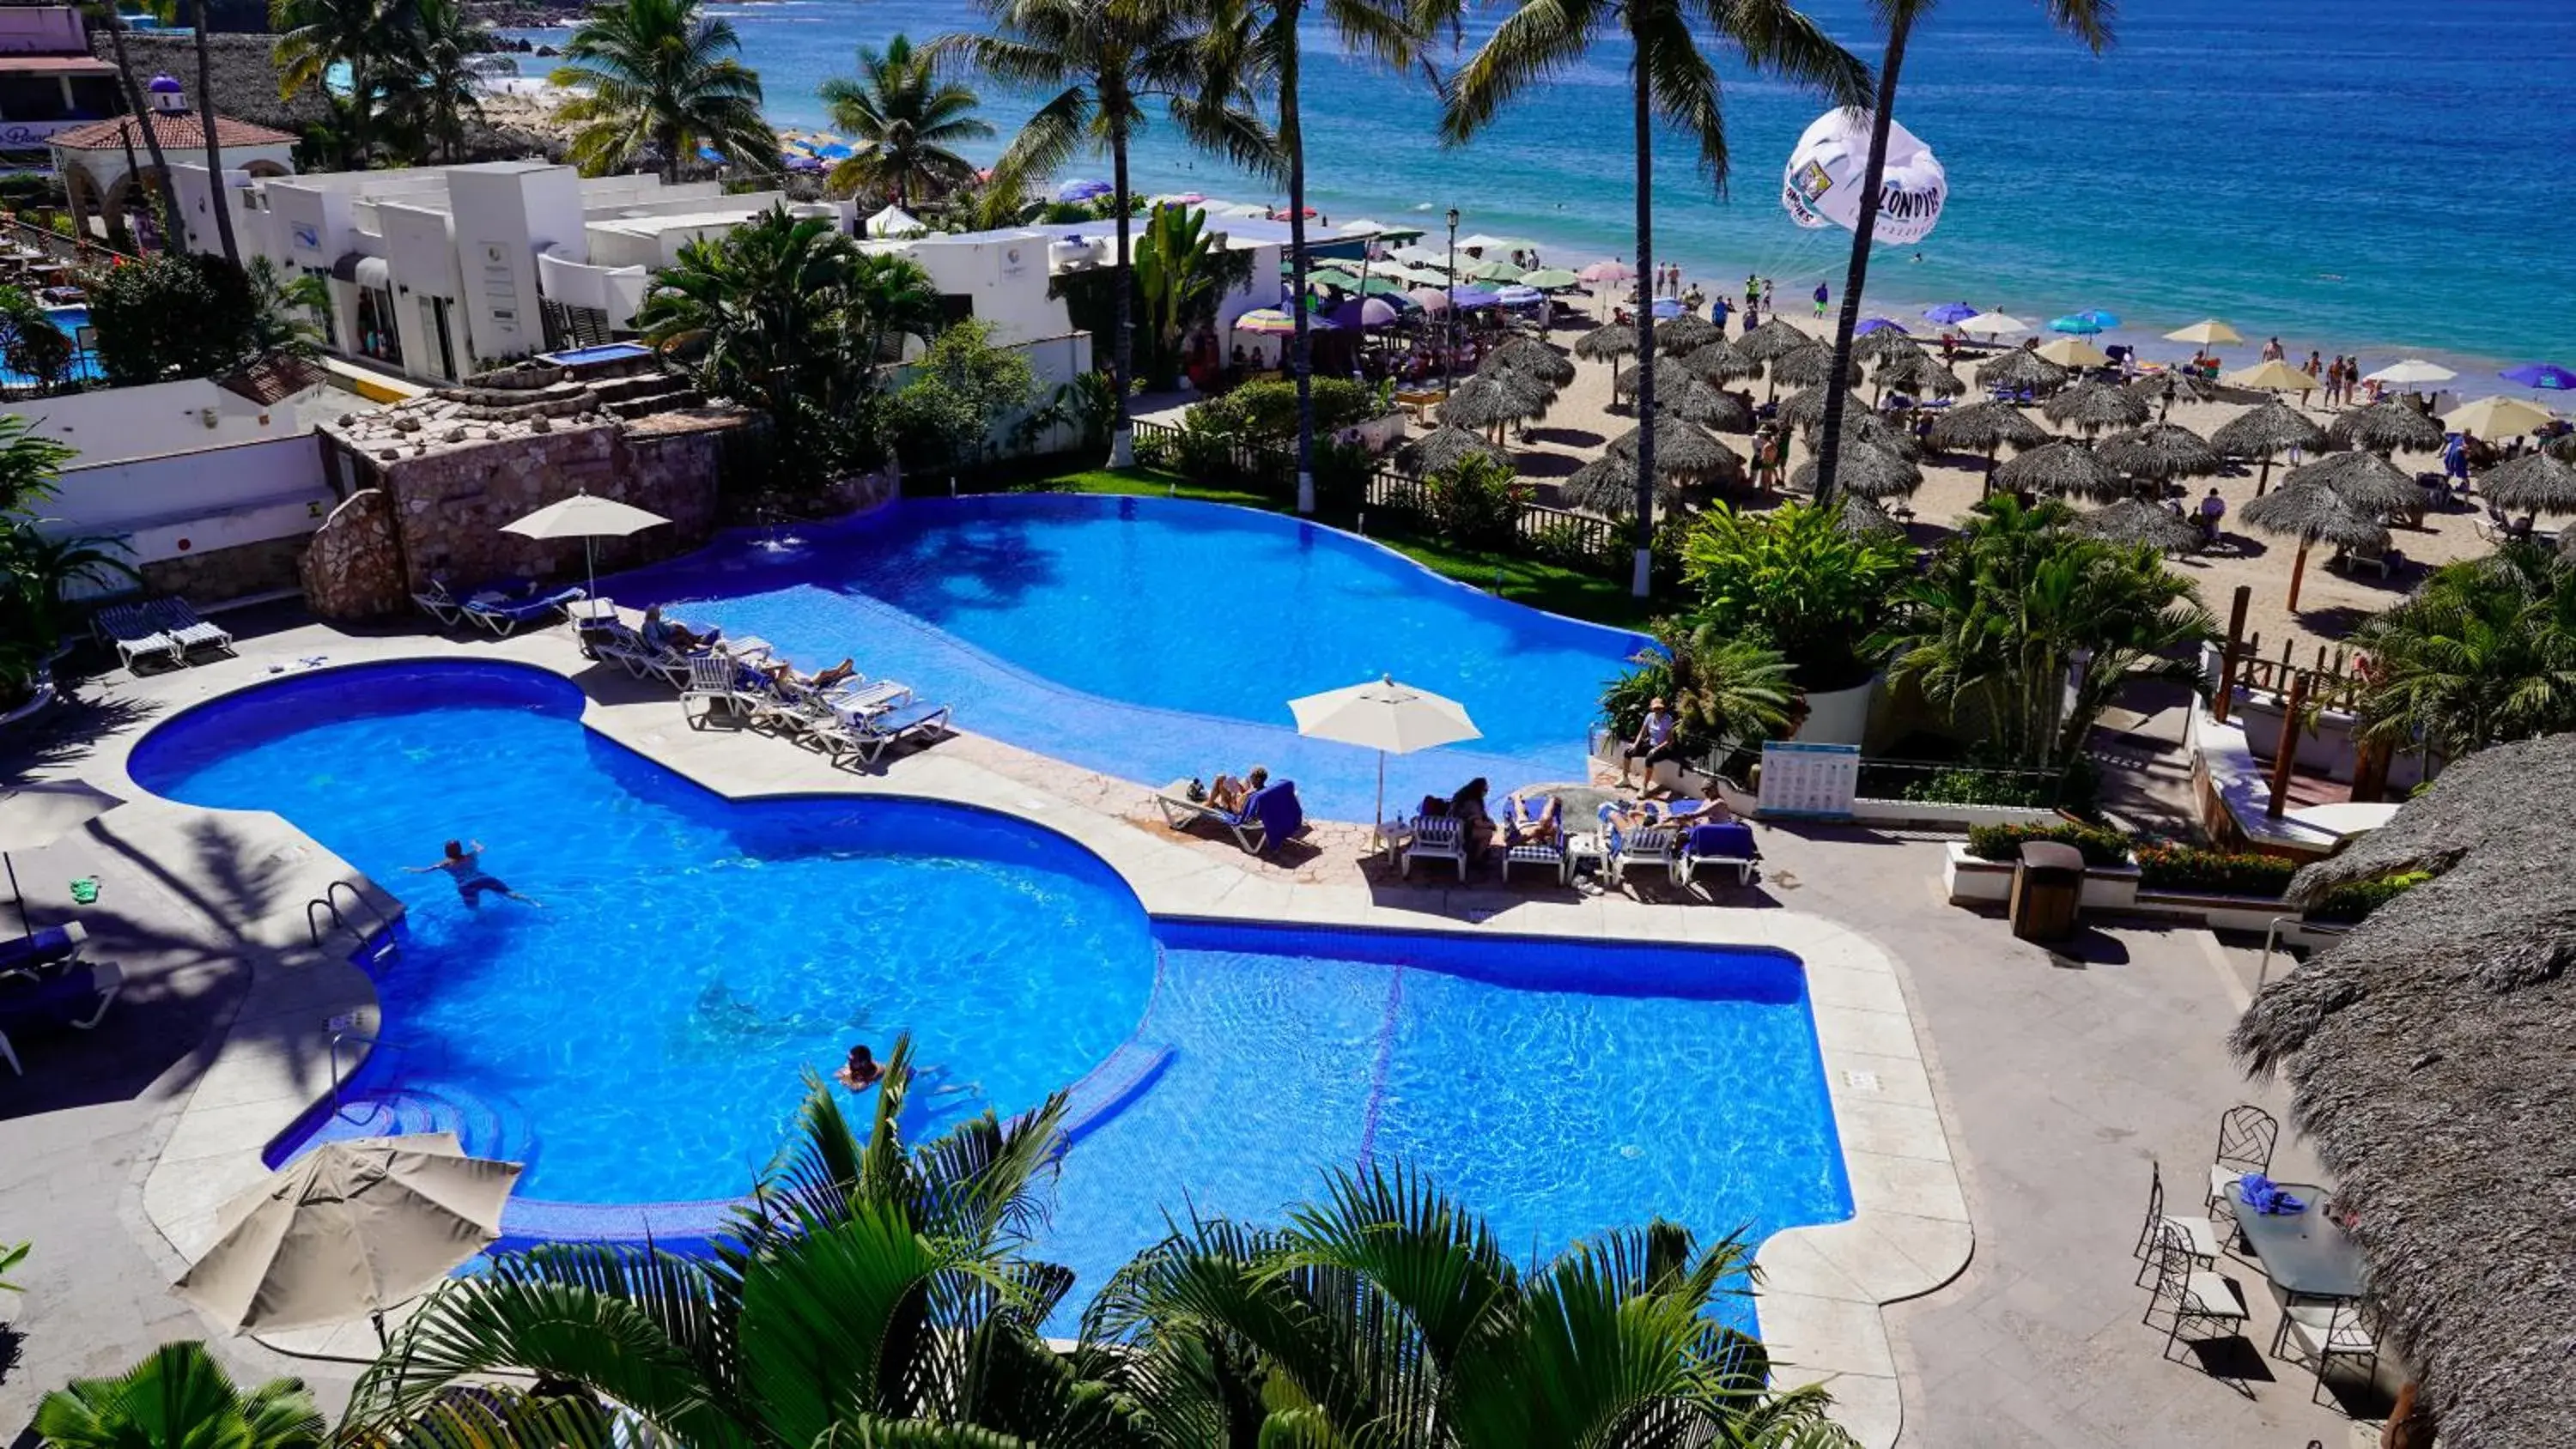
835 1043 884 1089
404 839 543 908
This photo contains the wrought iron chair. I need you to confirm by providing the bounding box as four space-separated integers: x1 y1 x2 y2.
2132 1159 2223 1287
2275 1296 2380 1406
2143 1223 2248 1373
2204 1103 2280 1224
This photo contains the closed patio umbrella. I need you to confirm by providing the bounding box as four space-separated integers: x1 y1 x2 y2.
2043 379 2152 436
1791 440 1921 500
2075 498 2205 554
2242 474 2391 612
1289 675 1480 834
1394 425 1510 477
0 780 121 939
1976 349 2070 395
2328 398 2446 456
500 491 669 607
2476 451 2576 516
2210 399 2327 494
1995 440 2123 501
2096 421 2220 482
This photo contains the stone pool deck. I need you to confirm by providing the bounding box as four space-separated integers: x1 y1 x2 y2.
0 612 2364 1449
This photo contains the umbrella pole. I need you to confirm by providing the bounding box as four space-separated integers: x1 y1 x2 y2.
1374 750 1386 839
2287 540 2311 613
5 851 24 941
585 536 598 602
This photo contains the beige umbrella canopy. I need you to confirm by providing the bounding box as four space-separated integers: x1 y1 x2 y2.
2241 474 2391 611
2042 379 2153 435
2293 449 2421 514
1289 675 1480 833
2444 395 2555 439
501 490 670 600
2034 336 2110 368
2096 421 2221 482
1995 440 2123 501
2327 398 2446 456
1608 415 1737 482
1975 349 2069 395
1682 336 1761 382
2477 451 2576 516
1479 336 1577 388
1791 441 1922 500
2164 318 2243 346
1395 425 1511 477
2075 498 2205 554
1561 452 1687 519
1 779 122 938
1736 317 1812 362
2227 358 2322 393
175 1134 521 1336
2210 398 2328 494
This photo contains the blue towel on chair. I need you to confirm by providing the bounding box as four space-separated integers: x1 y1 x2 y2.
2238 1173 2305 1216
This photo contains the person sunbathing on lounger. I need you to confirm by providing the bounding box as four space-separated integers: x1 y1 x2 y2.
641 605 714 652
767 657 857 691
404 840 543 908
1504 792 1562 846
1210 766 1269 815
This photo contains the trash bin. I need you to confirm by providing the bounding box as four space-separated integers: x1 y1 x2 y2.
2008 840 2086 943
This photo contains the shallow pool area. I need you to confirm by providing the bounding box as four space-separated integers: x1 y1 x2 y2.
610 494 1652 821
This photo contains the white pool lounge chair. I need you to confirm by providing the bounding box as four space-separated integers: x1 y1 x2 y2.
1675 822 1760 888
680 652 763 726
1606 824 1678 888
412 574 465 627
1401 815 1468 880
816 700 953 765
1501 840 1566 884
145 597 235 658
93 604 184 673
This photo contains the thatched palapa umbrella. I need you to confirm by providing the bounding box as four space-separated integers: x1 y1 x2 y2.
1832 492 1905 540
2233 737 2576 1449
1975 349 2069 396
1653 312 1723 354
1572 323 1638 394
1854 327 1923 364
2476 450 2576 516
1776 386 1831 431
1770 343 1858 391
1395 424 1510 477
1437 371 1552 436
2075 498 2203 554
1683 336 1760 382
2210 398 2328 494
1661 377 1753 432
1735 317 1810 362
2293 449 2421 514
1608 415 1737 482
1790 441 1920 500
1993 440 2123 502
2327 397 2446 457
1479 336 1577 388
2129 369 2219 421
1929 399 2047 487
2096 421 2220 483
1875 351 1965 404
2549 431 2576 463
2240 473 2391 611
1823 411 1923 460
2042 379 2153 436
1560 452 1686 519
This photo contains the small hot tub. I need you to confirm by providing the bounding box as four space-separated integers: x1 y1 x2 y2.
535 341 654 371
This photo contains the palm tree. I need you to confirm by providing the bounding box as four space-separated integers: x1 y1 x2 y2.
80 1 183 247
1448 0 1868 596
273 0 406 169
1809 0 2111 507
384 0 487 164
343 1037 1116 1449
819 35 991 209
245 257 333 356
2353 542 2576 763
1131 202 1247 391
1085 1165 1860 1447
933 0 1275 467
34 1343 325 1449
550 0 775 184
188 0 237 261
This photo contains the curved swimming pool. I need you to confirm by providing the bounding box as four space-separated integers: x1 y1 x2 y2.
610 495 1652 820
131 661 1848 1323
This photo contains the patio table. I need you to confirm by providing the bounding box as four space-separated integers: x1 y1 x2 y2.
2227 1180 2365 1303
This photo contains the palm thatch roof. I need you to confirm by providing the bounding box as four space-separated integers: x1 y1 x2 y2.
1929 399 2048 453
1877 352 1965 399
2475 451 2576 515
2211 398 2328 458
2327 398 2446 455
1561 452 1687 519
2239 474 2392 549
2549 432 2576 464
2130 370 2221 409
2074 498 2203 553
1770 343 1859 390
1831 412 1923 460
2096 421 2221 481
1832 492 1905 540
1651 312 1724 353
2233 736 2576 1449
1572 324 1639 361
2042 379 2154 433
1777 386 1831 431
1854 328 1923 364
1437 371 1552 430
1736 318 1812 362
1993 440 2123 501
1478 336 1577 387
1976 349 2070 394
1791 440 1923 500
1660 378 1753 432
1394 424 1511 477
1607 415 1737 482
1682 337 1761 382
2289 450 2421 514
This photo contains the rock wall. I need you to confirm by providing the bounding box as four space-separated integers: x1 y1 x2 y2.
300 488 403 620
94 33 331 135
140 532 312 603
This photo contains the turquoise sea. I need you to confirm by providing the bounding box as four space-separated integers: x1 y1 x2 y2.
511 0 2572 379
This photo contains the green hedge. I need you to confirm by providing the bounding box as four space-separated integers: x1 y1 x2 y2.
2133 843 2300 897
1964 822 2131 867
2309 871 2428 924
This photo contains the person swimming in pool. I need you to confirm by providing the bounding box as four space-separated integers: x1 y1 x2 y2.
835 1043 884 1089
404 840 543 908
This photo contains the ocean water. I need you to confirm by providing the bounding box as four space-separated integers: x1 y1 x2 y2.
509 0 2573 378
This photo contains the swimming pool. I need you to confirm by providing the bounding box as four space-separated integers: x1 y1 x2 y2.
610 494 1653 821
129 660 1848 1319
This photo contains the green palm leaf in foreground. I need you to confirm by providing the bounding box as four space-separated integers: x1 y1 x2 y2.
34 1341 325 1449
2354 540 2576 760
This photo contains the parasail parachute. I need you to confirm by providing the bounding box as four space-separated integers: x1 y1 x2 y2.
1782 109 1948 246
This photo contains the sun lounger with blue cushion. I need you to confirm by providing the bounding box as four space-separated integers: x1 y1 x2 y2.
1156 778 1302 854
464 583 586 636
0 955 124 1076
0 921 85 978
145 597 234 658
1499 794 1566 883
816 699 954 766
1677 821 1760 888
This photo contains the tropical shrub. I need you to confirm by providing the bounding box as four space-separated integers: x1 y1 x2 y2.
894 317 1039 471
0 288 71 393
0 417 128 697
1188 375 1376 445
1964 820 2131 866
1898 767 2056 808
1423 452 1527 549
2353 541 2576 762
1680 500 1911 691
1528 517 1619 571
1601 621 1799 759
1129 203 1253 390
82 254 260 386
35 1342 324 1449
2310 870 2428 924
2132 842 2300 896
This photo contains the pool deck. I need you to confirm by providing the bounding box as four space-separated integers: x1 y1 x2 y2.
0 611 2365 1449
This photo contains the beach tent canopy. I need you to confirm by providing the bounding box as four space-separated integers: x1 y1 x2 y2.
866 204 927 238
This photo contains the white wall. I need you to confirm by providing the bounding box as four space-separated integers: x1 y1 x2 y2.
15 379 345 468
446 165 566 363
37 433 331 567
893 232 1074 347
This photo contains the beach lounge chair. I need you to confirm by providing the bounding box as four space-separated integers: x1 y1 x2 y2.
817 699 954 766
0 957 125 1075
1676 821 1760 888
145 597 235 658
1605 823 1678 889
1401 815 1469 879
92 604 184 673
1156 780 1269 850
412 573 466 627
464 583 586 636
1498 794 1566 883
680 652 762 726
0 922 86 978
577 618 656 677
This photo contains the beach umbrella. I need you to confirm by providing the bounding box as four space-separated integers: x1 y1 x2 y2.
1876 351 1963 400
1306 268 1364 293
2035 336 2110 368
2475 451 2576 516
1856 328 1925 365
1683 336 1760 382
1578 259 1637 284
2445 395 2555 438
2164 319 2243 346
1561 452 1686 519
1856 317 1907 336
1520 266 1581 289
1573 323 1637 361
1457 233 1522 252
2097 421 2220 482
2047 313 2105 336
1832 492 1905 540
2362 358 2456 387
2129 368 2220 420
1609 415 1735 481
1975 349 2069 395
2295 449 2421 514
1493 285 1545 307
175 1134 520 1338
1395 425 1510 477
1448 286 1501 309
1327 296 1400 330
1770 343 1857 390
1657 374 1753 432
1776 386 1832 431
1995 440 2123 501
1438 371 1552 430
1791 441 1921 500
1336 217 1389 235
1465 258 1522 282
1406 287 1453 315
1957 312 2032 338
2242 473 2391 611
2211 399 2327 494
1393 244 1448 267
2501 363 2576 392
2227 359 2322 393
2042 379 2151 435
1233 307 1306 335
1289 675 1480 835
1055 178 1111 202
501 489 669 603
2075 498 2204 554
866 204 927 239
1653 312 1724 353
0 779 121 940
1480 336 1577 387
1737 317 1812 362
1923 300 1981 325
2328 398 2445 456
1928 399 2047 486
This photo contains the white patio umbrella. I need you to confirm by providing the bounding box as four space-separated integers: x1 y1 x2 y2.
501 490 669 602
175 1133 521 1340
2444 395 2555 437
2164 318 2243 346
865 203 926 239
1287 674 1480 830
0 779 120 939
1956 312 2031 337
2364 358 2457 387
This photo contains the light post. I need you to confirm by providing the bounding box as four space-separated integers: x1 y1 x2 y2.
1444 207 1460 395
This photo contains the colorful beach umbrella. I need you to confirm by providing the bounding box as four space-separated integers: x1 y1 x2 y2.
1056 179 1111 202
1494 285 1544 306
2501 362 2576 391
1856 317 1907 336
1465 258 1522 282
1235 308 1329 335
1327 296 1400 330
2048 313 2105 336
1520 267 1581 289
1448 286 1501 308
1406 287 1452 314
1306 268 1364 293
813 142 854 161
1578 259 1636 284
1923 300 1980 324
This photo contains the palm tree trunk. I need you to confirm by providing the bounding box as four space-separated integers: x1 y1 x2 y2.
193 0 239 264
659 124 680 185
100 12 183 251
1813 10 1912 509
1627 51 1655 598
350 58 371 169
1281 10 1315 515
1106 102 1135 468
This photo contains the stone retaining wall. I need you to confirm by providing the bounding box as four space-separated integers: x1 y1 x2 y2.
141 531 311 603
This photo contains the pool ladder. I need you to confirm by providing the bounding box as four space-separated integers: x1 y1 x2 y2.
307 880 396 962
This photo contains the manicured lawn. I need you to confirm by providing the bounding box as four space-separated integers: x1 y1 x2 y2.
1017 467 1662 631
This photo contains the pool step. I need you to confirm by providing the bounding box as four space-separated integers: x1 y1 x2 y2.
311 1081 540 1168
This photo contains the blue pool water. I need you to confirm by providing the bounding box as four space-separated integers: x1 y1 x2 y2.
538 342 653 367
128 660 1848 1319
4 306 99 389
612 494 1651 820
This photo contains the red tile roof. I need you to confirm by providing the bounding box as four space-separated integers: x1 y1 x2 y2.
48 111 297 153
0 56 115 75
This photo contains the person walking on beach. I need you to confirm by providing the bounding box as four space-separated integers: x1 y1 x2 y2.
1761 276 1776 312
1812 282 1829 317
2262 336 2285 362
1743 274 1760 327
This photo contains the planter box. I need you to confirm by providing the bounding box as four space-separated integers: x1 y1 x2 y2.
1848 797 2063 830
1941 842 2344 941
1943 843 2138 908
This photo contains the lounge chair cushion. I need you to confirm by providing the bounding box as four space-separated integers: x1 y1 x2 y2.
1685 822 1757 859
0 960 120 1028
0 922 86 977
